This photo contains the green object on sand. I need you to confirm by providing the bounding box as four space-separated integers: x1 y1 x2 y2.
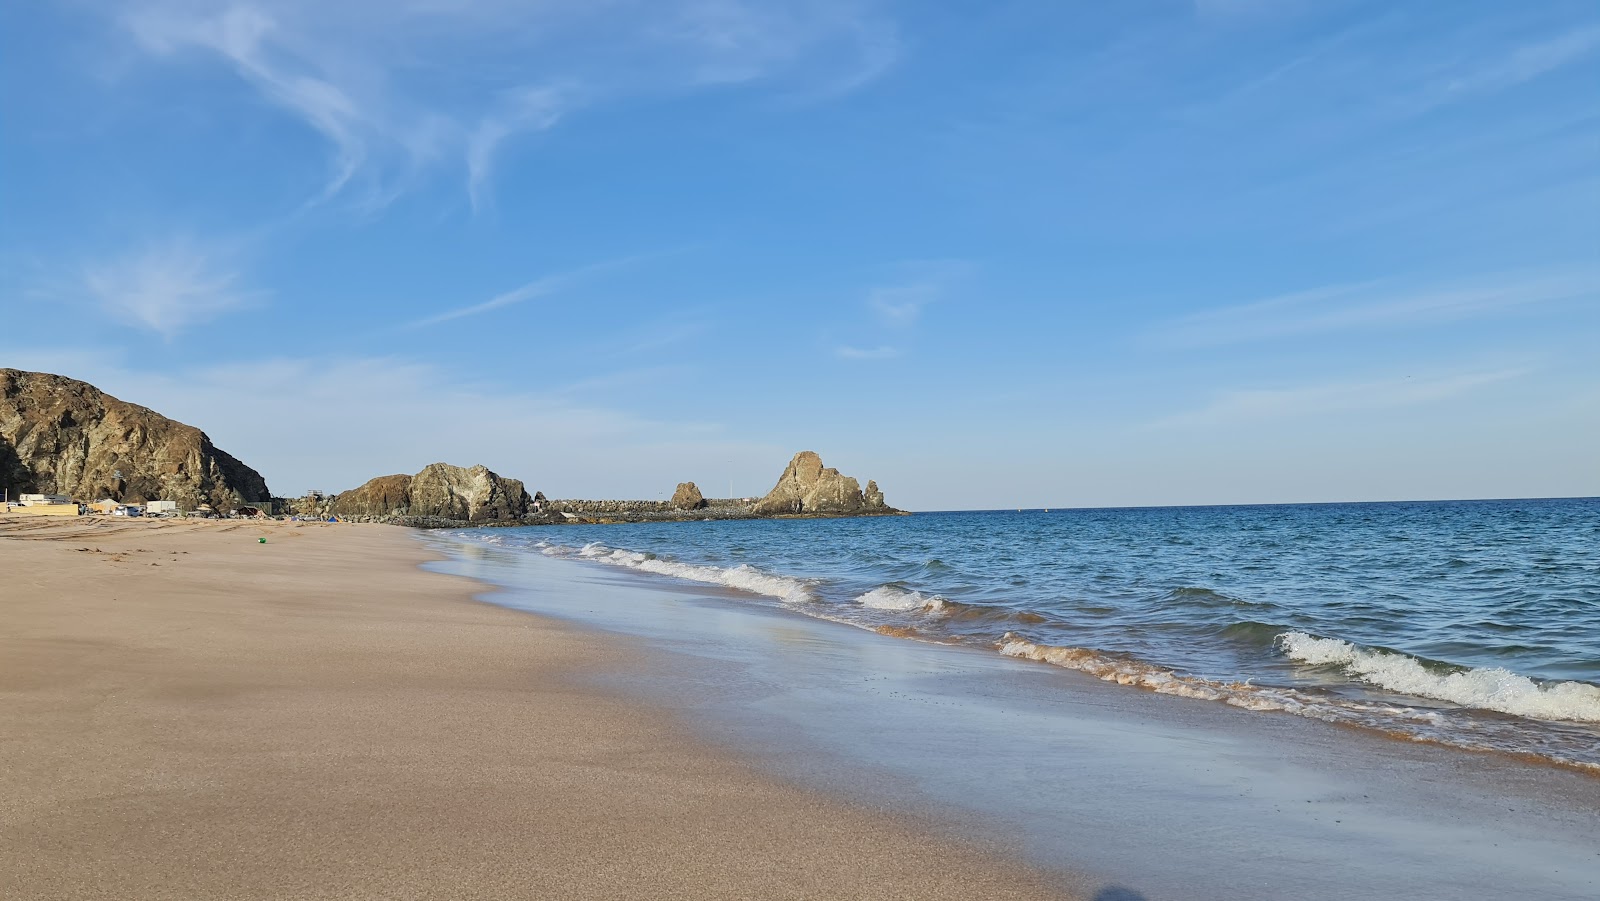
259 538 266 544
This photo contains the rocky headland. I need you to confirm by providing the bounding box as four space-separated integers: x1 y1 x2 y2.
0 368 271 510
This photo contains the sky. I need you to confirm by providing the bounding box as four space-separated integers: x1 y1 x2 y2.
2 0 1597 510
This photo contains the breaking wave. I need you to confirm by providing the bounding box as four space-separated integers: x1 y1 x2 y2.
999 635 1311 709
553 542 816 604
855 584 948 613
440 523 1600 773
1276 631 1600 724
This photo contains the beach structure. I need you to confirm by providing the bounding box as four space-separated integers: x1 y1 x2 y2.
2 500 81 516
88 499 120 515
147 500 179 515
18 493 72 506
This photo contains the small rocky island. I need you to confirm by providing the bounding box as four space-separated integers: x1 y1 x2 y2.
1 368 901 526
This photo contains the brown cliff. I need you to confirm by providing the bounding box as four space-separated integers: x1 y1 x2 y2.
0 368 270 510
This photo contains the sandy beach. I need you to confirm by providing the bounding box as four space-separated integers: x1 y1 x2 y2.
0 516 1083 900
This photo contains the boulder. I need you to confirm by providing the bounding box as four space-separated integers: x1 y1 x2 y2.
329 463 530 522
670 481 706 510
330 474 413 518
751 451 888 516
0 368 271 510
409 463 529 521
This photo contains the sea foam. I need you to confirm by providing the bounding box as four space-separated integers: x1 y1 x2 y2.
554 542 815 604
1276 631 1600 723
855 585 948 613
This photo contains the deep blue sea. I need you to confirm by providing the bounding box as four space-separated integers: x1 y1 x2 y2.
451 498 1600 770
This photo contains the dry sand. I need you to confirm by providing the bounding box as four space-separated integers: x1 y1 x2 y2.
0 516 1083 900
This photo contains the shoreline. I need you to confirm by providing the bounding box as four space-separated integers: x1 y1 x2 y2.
0 517 1088 900
440 517 1600 775
428 528 1600 901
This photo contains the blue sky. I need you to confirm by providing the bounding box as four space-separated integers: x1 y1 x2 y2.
3 0 1597 509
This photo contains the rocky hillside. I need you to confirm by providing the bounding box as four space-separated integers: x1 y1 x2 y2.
751 451 893 516
0 368 270 510
332 463 529 522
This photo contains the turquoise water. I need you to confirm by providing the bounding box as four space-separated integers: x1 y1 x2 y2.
452 498 1600 770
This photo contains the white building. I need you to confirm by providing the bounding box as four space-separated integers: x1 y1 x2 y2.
19 493 71 506
147 500 179 515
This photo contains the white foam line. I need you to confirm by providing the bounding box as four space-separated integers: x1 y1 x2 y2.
549 542 816 604
1277 631 1600 724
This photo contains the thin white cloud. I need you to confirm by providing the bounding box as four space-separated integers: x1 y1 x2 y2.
405 252 663 328
1153 368 1527 429
113 1 900 212
1437 24 1600 99
869 283 938 327
467 84 573 214
82 241 256 339
125 4 374 202
1157 268 1598 346
835 344 900 360
865 259 972 327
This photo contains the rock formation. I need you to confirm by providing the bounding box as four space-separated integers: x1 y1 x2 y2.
751 451 892 515
863 479 887 510
328 474 413 518
0 368 271 510
331 463 529 522
670 481 706 510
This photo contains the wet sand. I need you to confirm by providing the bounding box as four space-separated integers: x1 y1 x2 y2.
431 531 1600 901
0 517 1084 900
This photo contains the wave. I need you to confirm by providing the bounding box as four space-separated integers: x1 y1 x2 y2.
1276 631 1600 724
998 635 1307 709
855 584 948 613
445 531 1600 771
552 542 816 604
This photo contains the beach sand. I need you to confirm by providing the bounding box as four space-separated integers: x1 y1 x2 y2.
0 516 1084 900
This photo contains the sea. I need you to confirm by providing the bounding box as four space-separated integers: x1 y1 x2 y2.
444 497 1600 772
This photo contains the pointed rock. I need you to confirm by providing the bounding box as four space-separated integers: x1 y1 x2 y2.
752 451 890 515
671 481 706 510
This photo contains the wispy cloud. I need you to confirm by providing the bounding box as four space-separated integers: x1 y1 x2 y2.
113 1 900 212
1433 24 1600 101
82 240 256 339
1156 268 1597 346
867 259 971 328
1153 368 1527 428
467 84 574 214
869 282 938 327
405 252 662 328
834 259 972 359
125 5 386 204
835 344 900 360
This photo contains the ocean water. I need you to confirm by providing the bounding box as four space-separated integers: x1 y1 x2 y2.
450 498 1600 771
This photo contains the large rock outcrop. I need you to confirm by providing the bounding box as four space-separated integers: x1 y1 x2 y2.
0 368 271 510
751 451 892 515
332 463 529 522
670 481 706 510
328 474 413 518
